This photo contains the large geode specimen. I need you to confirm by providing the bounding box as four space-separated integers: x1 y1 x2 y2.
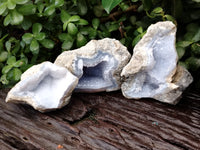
55 38 131 92
121 21 193 104
6 62 78 112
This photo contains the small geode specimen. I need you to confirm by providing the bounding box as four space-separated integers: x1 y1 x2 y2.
121 21 193 104
6 62 78 112
55 38 131 92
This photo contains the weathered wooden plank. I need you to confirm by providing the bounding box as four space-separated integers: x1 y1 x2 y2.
0 89 199 150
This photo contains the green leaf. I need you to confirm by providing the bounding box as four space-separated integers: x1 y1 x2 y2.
137 27 143 34
20 64 33 72
60 10 71 23
176 46 185 59
99 30 110 38
79 27 90 35
10 10 24 25
21 18 32 30
88 28 97 39
76 19 89 25
69 15 80 22
37 3 45 14
5 41 11 51
63 22 68 31
15 0 29 4
13 60 25 67
164 15 175 22
40 39 54 49
58 33 73 42
22 33 33 44
0 51 8 62
32 23 42 34
0 74 9 85
7 56 16 65
120 38 126 45
142 0 152 11
12 42 20 55
2 65 13 74
132 35 141 47
18 4 36 15
20 54 28 61
76 33 87 47
108 23 119 32
191 43 200 56
20 40 25 49
7 0 16 10
3 14 12 26
102 0 122 14
184 33 195 41
186 57 200 71
34 32 46 41
30 38 39 52
44 5 56 16
92 18 100 30
62 40 73 50
77 0 88 15
151 7 163 15
0 3 7 15
67 23 78 35
192 29 200 42
120 2 129 11
55 0 64 7
11 68 22 81
176 41 193 48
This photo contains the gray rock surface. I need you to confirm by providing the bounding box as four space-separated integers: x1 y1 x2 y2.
6 62 78 112
55 38 131 92
153 65 193 104
121 21 193 104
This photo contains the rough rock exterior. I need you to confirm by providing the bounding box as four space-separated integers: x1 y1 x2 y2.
121 21 193 104
6 62 78 112
153 65 193 104
55 38 131 92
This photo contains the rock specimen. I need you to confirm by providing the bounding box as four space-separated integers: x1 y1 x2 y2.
55 38 131 92
6 62 78 112
121 21 193 104
153 65 193 104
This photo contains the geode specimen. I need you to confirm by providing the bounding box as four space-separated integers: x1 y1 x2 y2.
121 21 193 104
6 62 78 112
55 38 131 92
153 65 193 104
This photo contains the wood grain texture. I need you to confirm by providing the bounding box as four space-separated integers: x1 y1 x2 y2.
0 89 199 150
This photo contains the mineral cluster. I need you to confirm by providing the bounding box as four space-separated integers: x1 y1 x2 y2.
121 21 193 104
55 38 131 92
5 22 193 112
6 62 78 112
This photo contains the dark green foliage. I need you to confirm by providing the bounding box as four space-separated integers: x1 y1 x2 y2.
0 0 200 88
102 0 122 13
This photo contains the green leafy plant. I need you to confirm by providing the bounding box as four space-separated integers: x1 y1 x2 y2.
177 23 200 72
0 0 200 88
22 23 54 55
102 0 122 13
0 0 36 26
132 27 146 47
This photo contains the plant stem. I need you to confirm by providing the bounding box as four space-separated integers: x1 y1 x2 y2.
100 5 138 22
